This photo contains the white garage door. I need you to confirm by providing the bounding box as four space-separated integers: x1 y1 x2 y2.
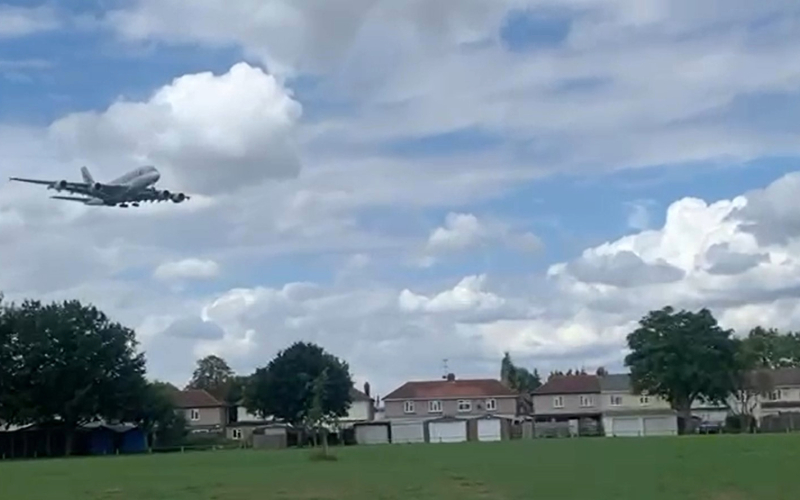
477 419 502 442
356 425 389 445
643 416 677 436
391 422 425 444
610 417 641 437
429 421 467 443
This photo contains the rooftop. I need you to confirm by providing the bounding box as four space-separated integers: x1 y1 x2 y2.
533 374 601 395
172 389 225 408
383 378 518 400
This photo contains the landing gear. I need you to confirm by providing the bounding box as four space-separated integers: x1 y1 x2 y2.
119 203 128 208
132 203 140 207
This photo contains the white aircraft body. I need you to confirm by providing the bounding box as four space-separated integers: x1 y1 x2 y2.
9 165 190 208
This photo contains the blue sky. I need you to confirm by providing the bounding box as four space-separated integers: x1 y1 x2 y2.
2 0 800 389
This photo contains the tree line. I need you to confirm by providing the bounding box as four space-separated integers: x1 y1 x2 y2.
0 296 355 455
503 305 800 434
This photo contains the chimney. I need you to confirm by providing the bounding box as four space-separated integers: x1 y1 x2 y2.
446 373 456 382
363 381 371 397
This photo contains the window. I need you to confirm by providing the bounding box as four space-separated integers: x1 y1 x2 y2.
485 398 497 411
768 390 782 401
231 428 242 440
403 401 415 413
580 395 594 407
190 409 200 421
457 399 472 412
428 400 442 413
610 395 623 406
639 396 650 406
553 396 564 408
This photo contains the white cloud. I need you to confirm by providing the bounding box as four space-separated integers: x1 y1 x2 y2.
0 5 60 38
420 212 541 266
154 258 220 281
48 62 302 195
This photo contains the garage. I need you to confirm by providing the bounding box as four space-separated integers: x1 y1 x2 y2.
643 416 678 436
608 417 641 437
477 418 502 442
355 423 389 445
429 420 467 443
390 421 425 444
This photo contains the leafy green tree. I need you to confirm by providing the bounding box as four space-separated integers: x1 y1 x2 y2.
741 326 800 368
244 342 353 429
624 306 740 434
0 295 25 428
307 367 336 458
500 352 541 392
132 380 187 449
187 354 235 400
12 299 148 454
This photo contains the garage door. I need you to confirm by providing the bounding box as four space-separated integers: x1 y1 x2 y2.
610 417 641 437
429 421 467 443
390 422 425 444
356 425 389 445
477 419 502 442
643 416 677 436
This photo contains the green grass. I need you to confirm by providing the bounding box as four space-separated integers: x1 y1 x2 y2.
2 435 799 499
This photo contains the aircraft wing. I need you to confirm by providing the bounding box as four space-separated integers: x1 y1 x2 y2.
9 177 92 195
50 196 92 203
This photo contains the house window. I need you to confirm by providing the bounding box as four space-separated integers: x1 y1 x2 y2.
457 400 472 412
639 396 650 406
231 428 243 440
403 401 415 413
190 409 200 421
428 400 442 413
580 395 594 407
485 398 497 411
768 390 781 401
553 396 564 408
610 395 622 406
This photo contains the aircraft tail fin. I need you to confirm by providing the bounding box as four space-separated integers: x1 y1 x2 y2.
80 166 94 185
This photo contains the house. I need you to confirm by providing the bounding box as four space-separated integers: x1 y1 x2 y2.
172 389 228 434
383 373 520 419
599 374 678 437
382 373 520 443
225 384 376 444
531 374 602 436
340 385 376 426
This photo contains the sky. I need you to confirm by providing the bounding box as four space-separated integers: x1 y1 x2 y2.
2 0 800 400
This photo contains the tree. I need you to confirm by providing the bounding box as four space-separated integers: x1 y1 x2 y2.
740 326 800 368
244 342 353 431
11 299 148 454
307 368 336 459
132 380 187 450
187 355 235 400
624 306 740 434
0 296 25 428
596 366 609 377
500 352 542 392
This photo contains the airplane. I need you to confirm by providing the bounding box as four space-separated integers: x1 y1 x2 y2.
9 165 190 208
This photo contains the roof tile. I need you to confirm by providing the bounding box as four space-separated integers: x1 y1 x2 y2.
533 374 600 395
172 389 225 408
383 378 518 400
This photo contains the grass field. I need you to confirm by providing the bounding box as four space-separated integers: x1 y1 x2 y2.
2 435 799 500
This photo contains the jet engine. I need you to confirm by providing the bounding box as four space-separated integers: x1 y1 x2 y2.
92 182 102 191
170 193 186 203
161 190 171 200
56 180 67 190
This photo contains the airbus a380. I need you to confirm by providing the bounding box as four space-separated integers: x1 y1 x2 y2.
9 165 190 208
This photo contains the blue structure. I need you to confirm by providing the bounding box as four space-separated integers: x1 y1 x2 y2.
84 422 147 455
